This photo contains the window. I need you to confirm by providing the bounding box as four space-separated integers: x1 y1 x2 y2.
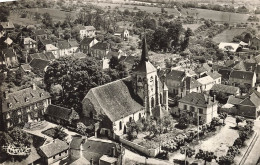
8 103 12 108
199 108 203 114
190 106 195 112
119 121 122 130
184 105 187 110
59 153 61 156
25 97 29 102
53 156 56 159
151 97 155 108
129 117 132 122
65 150 67 154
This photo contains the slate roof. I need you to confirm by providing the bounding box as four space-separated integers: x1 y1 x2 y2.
81 37 96 45
73 52 87 59
57 40 70 49
178 92 215 108
165 69 186 81
45 105 77 121
210 84 239 95
233 61 246 70
83 78 143 122
29 52 55 61
91 42 109 50
45 52 56 60
229 70 254 80
195 63 211 74
39 139 69 158
21 64 32 72
184 77 201 89
225 60 239 68
2 85 51 112
133 60 157 74
29 58 50 72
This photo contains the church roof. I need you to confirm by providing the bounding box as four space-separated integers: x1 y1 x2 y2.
83 78 143 122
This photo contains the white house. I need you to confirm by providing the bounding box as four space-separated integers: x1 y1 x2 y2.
46 44 59 58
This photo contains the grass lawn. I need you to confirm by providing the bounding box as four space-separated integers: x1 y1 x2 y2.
9 14 37 26
212 28 246 43
183 24 202 32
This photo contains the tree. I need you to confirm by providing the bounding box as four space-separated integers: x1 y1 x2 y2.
195 149 217 165
236 116 243 127
218 154 234 165
167 21 183 51
233 138 243 148
181 28 193 51
42 12 53 27
76 122 87 135
143 18 157 30
227 146 240 156
152 26 168 51
219 112 228 125
0 6 10 22
177 113 192 129
109 56 120 69
123 9 130 15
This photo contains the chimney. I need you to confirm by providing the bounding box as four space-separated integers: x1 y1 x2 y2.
32 83 36 90
90 158 93 165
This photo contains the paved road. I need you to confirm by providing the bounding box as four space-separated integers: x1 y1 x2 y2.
124 149 172 165
243 119 260 165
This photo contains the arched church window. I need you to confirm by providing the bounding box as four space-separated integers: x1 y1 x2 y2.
151 97 155 108
160 93 163 104
129 117 132 122
119 121 122 130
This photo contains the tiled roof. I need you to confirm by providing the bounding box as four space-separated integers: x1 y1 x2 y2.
83 78 143 122
73 52 87 59
244 62 256 71
45 105 77 121
85 26 96 31
81 37 96 45
40 39 52 46
57 40 70 49
91 42 109 50
2 85 51 112
218 69 232 80
210 84 239 95
69 40 79 47
1 48 16 58
197 75 214 85
21 64 32 71
233 61 246 71
29 58 50 73
195 63 211 74
185 77 201 89
229 70 254 80
178 92 215 108
45 52 56 60
225 60 239 68
227 95 243 105
33 29 46 36
46 44 58 51
165 69 186 81
23 37 36 45
207 71 221 80
39 139 69 158
0 22 14 29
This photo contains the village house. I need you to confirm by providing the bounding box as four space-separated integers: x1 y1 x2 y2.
57 40 71 57
0 48 19 68
20 64 32 75
78 25 96 40
29 58 50 76
23 37 37 50
179 77 202 98
28 52 55 62
229 70 256 88
0 84 51 131
38 139 69 165
218 42 243 52
80 37 99 55
38 38 53 51
32 29 48 41
68 39 79 54
46 44 59 58
210 84 240 96
45 105 79 126
68 136 124 165
114 28 130 40
82 37 168 136
178 92 218 123
90 42 110 59
0 21 15 32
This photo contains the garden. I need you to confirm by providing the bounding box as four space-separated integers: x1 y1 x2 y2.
41 126 68 141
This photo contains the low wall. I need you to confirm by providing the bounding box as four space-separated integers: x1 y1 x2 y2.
113 134 161 157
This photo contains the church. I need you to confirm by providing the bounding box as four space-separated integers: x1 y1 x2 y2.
82 37 169 136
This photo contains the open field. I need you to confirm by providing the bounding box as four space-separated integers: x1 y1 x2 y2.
182 8 252 23
9 14 37 26
212 28 246 43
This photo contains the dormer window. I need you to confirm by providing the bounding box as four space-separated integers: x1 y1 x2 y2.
8 103 12 108
25 97 29 102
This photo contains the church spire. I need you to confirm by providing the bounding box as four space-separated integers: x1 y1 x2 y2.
141 35 149 62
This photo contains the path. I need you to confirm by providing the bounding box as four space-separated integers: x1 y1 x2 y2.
125 149 172 165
